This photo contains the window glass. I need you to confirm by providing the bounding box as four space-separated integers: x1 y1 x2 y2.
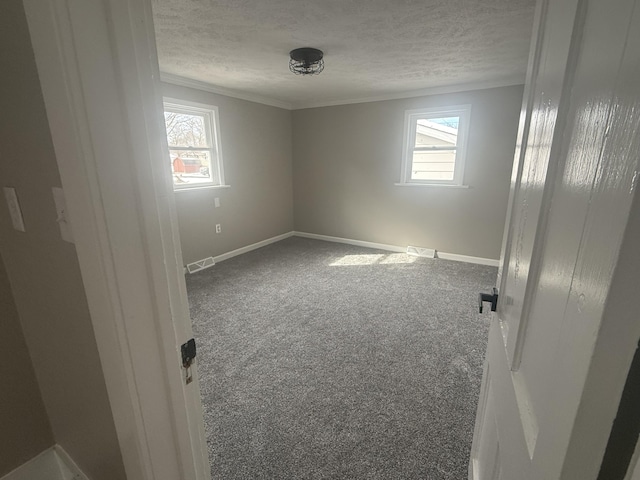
400 106 470 186
163 101 224 189
164 112 209 148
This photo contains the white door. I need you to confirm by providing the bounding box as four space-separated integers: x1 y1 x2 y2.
470 0 640 478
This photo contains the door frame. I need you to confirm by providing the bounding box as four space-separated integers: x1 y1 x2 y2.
22 0 210 479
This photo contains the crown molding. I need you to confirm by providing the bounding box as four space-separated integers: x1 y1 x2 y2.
160 72 293 110
160 72 525 111
291 76 525 109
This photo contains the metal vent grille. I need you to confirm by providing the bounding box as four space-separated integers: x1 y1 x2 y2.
186 256 215 274
406 246 436 258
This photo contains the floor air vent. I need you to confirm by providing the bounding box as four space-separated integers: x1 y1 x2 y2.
186 257 215 274
406 246 436 258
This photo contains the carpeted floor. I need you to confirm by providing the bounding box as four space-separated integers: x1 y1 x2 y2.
186 237 496 479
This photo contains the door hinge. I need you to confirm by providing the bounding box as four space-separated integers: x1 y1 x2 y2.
181 338 196 384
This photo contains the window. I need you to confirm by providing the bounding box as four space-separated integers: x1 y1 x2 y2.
163 99 225 190
399 105 471 186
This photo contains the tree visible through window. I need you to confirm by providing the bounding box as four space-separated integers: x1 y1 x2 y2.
400 105 471 186
163 100 224 189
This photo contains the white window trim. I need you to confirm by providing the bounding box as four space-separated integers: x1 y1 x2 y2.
163 97 226 191
399 104 471 187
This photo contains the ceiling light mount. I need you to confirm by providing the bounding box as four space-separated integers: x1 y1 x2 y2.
289 47 324 76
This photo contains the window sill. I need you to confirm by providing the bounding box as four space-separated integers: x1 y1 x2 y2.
173 184 231 193
394 183 469 189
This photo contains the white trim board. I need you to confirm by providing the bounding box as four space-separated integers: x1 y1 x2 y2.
293 231 500 267
160 73 293 110
437 252 500 267
1 445 89 480
192 230 499 269
212 232 295 264
23 0 211 478
160 72 524 111
294 77 524 110
293 231 405 254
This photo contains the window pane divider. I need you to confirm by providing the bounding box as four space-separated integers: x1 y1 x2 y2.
412 146 458 152
167 146 212 151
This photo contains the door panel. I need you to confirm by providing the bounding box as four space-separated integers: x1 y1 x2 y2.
472 320 531 479
532 1 640 476
471 0 640 478
473 396 499 480
471 0 582 475
500 0 581 370
519 0 638 429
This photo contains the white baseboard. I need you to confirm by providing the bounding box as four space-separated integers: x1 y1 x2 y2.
293 231 500 267
437 252 500 267
213 232 295 264
193 230 499 268
293 231 406 254
470 458 481 480
1 445 89 480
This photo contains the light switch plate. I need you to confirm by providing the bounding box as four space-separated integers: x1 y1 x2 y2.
52 187 74 243
3 187 26 232
214 197 220 208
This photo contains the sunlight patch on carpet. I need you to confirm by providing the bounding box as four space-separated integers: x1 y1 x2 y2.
330 253 417 266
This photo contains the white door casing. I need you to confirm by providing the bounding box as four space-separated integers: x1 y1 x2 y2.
22 0 211 479
471 0 640 479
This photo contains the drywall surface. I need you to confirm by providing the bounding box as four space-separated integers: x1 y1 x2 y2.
153 0 535 107
0 255 53 476
0 1 125 479
162 83 294 264
292 85 524 260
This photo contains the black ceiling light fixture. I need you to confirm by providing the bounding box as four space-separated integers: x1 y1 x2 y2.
289 47 324 76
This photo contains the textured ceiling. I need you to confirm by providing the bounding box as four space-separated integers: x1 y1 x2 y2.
152 0 536 108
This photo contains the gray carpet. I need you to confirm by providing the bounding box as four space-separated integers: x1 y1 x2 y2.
186 237 496 479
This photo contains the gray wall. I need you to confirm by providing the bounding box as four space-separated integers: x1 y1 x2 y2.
162 83 294 264
0 1 125 478
0 255 53 476
292 85 524 260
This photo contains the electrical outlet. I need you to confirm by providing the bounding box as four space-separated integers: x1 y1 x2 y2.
214 197 220 208
215 224 222 233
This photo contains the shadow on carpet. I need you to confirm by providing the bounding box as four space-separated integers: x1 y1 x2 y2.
186 237 496 479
